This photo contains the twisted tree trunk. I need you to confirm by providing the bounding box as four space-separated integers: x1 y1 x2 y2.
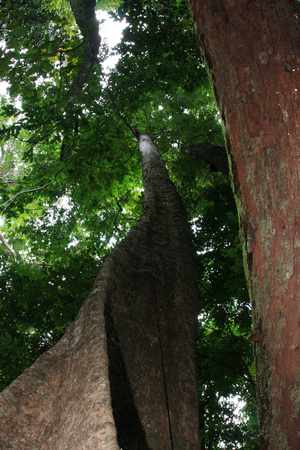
0 135 200 450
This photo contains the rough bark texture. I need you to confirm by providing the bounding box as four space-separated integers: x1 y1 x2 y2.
187 0 300 448
105 134 200 450
0 135 200 449
0 272 119 449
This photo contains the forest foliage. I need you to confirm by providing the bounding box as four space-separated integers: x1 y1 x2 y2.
0 0 258 448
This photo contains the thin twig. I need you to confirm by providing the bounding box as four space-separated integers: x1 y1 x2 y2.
199 280 257 402
0 180 53 215
106 148 137 170
114 198 122 227
196 350 253 385
92 56 137 139
106 87 137 138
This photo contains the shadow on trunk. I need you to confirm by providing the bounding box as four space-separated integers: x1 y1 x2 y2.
105 301 151 450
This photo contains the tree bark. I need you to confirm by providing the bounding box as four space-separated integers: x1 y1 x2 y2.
0 135 200 450
60 0 101 161
0 230 16 260
187 0 300 448
66 0 101 104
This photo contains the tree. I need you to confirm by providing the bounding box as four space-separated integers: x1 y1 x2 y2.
0 0 258 447
0 133 200 449
187 0 300 447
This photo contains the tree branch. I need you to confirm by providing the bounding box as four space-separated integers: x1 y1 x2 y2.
65 0 101 104
0 180 53 215
60 0 101 160
182 143 229 175
0 231 16 260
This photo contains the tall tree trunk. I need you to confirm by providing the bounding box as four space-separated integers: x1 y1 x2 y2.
0 135 200 450
187 0 300 448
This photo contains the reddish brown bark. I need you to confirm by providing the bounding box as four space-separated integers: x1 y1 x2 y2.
0 135 200 449
187 0 300 448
